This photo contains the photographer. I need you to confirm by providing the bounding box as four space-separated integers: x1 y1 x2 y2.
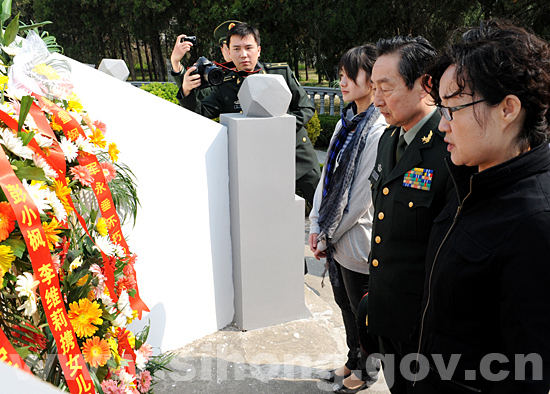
179 22 320 205
170 21 238 106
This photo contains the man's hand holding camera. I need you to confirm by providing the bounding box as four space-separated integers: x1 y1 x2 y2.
182 66 202 96
170 34 195 74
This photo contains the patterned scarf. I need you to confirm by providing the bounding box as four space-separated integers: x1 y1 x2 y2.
317 102 379 286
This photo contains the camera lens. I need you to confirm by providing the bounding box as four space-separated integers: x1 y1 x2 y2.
207 68 225 86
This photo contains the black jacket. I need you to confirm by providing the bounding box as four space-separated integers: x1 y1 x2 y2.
178 61 318 180
368 111 451 342
419 143 550 393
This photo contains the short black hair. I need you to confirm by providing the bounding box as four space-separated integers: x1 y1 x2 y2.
227 23 260 47
424 19 550 149
338 44 377 83
376 36 437 89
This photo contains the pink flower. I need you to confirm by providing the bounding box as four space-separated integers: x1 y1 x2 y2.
137 370 152 393
100 162 117 182
70 165 94 186
138 344 153 360
93 120 107 133
101 379 124 394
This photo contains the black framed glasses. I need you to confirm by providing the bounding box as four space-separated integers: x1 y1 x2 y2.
436 99 486 121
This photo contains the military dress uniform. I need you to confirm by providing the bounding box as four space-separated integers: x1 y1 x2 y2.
367 111 450 392
178 61 320 204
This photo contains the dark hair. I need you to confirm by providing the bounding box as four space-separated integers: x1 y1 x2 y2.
338 44 377 83
424 19 550 149
376 36 437 89
227 23 260 46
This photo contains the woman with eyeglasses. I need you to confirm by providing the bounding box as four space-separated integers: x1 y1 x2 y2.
308 45 386 393
414 20 550 393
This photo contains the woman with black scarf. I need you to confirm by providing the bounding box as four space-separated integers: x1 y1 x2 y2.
309 44 387 394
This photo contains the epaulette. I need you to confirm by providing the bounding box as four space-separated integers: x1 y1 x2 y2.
263 62 289 69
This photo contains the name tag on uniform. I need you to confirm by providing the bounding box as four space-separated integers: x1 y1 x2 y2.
403 168 433 191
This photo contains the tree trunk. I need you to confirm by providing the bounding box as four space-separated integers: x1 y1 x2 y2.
144 43 155 81
124 32 136 81
136 39 146 81
304 53 309 81
292 48 299 80
150 33 166 81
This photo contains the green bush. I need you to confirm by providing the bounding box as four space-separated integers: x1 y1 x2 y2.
305 112 321 146
315 114 340 149
140 82 178 104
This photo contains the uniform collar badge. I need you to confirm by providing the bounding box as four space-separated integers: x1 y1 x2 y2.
422 130 433 144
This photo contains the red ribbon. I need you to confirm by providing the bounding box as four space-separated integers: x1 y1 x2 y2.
33 94 148 317
0 147 95 394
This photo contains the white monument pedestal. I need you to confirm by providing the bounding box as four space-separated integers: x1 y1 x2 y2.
222 112 308 330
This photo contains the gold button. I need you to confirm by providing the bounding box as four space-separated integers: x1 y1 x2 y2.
372 259 379 267
409 201 414 208
378 212 384 220
302 137 307 142
383 187 389 195
375 236 381 244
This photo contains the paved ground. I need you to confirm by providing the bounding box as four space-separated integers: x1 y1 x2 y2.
154 219 390 394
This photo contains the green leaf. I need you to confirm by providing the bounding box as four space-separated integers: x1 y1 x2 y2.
18 20 52 32
1 0 11 24
18 130 34 145
2 237 26 258
14 345 31 360
92 367 108 392
17 95 33 133
3 12 18 46
14 165 46 181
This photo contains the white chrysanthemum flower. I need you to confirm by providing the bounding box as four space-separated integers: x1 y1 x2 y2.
101 291 114 308
0 102 13 114
48 190 67 222
69 110 83 125
33 133 54 148
75 135 95 154
15 272 39 298
118 370 135 387
33 153 57 179
114 244 126 258
18 294 38 316
58 136 78 162
94 234 116 256
117 290 133 319
0 128 34 160
69 256 83 272
22 179 51 213
23 115 39 133
112 313 127 328
135 351 147 370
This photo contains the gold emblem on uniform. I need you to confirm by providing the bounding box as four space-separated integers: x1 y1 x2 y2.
422 130 433 144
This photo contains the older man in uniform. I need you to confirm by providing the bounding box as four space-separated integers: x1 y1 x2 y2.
367 36 450 394
179 22 320 205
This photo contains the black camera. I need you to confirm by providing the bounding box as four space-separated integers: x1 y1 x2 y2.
191 56 225 88
181 35 197 45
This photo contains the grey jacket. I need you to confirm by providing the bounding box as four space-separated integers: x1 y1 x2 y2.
309 113 386 274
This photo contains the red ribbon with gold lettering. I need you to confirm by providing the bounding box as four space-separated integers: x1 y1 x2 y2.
33 94 148 317
0 327 31 372
0 147 95 393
